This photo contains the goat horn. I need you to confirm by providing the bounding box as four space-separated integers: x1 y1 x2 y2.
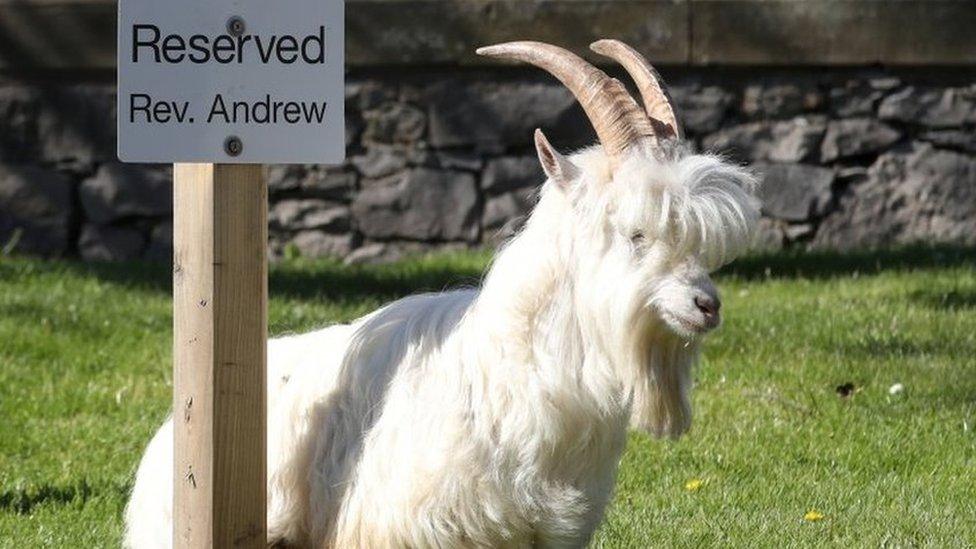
477 41 655 170
589 39 681 139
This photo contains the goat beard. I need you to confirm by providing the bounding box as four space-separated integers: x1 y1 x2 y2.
573 274 699 440
624 311 698 439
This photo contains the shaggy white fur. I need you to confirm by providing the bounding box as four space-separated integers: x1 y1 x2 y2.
124 142 759 548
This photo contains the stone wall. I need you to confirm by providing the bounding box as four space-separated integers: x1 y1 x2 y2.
2 67 975 262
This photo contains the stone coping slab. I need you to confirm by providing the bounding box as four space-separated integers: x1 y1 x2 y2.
0 0 973 71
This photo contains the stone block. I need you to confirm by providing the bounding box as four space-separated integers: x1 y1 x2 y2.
742 84 820 119
302 169 357 201
291 231 358 258
814 143 976 249
0 87 41 161
363 102 426 144
267 165 306 194
350 145 409 179
918 130 976 153
829 82 884 118
342 240 468 266
343 242 390 265
756 163 834 222
820 118 901 162
483 188 539 243
270 199 351 232
80 163 172 224
879 86 976 128
702 117 825 164
79 224 145 261
0 85 115 169
352 168 480 242
435 151 484 172
670 85 733 135
768 117 827 163
750 218 785 252
0 164 74 256
481 156 543 195
144 221 173 262
426 81 589 151
37 86 116 168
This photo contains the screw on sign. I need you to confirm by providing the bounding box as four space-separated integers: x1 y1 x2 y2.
116 0 344 546
224 136 244 157
227 16 246 37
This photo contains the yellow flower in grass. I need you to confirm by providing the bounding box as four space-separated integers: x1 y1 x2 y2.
804 510 825 522
684 478 704 492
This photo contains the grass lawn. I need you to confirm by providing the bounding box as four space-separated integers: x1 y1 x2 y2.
1 247 975 547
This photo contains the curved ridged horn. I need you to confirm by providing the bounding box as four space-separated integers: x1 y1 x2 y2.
477 41 655 170
590 39 681 139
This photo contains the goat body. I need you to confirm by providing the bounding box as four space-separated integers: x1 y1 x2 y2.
125 39 759 548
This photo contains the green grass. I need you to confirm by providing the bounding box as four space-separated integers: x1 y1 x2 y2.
1 247 975 547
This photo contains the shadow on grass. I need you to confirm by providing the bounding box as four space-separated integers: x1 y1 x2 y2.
0 479 130 515
719 245 976 281
1 252 489 302
907 287 976 312
840 334 976 361
5 245 974 299
268 256 486 302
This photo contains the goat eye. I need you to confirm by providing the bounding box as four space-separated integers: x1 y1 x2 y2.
630 231 646 245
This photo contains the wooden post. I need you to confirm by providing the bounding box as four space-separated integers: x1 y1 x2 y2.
173 163 267 548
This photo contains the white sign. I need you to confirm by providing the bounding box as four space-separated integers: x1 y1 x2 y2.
117 0 344 164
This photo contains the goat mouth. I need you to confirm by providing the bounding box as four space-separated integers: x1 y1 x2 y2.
660 310 717 337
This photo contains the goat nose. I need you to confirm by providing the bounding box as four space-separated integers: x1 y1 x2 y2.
694 294 721 317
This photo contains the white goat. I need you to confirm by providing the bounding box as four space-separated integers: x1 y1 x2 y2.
125 40 759 548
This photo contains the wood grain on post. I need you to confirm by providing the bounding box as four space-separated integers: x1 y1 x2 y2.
173 163 267 548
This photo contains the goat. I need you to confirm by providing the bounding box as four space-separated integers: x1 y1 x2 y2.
124 39 760 548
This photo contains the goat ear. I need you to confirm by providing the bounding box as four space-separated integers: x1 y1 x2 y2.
534 129 577 190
